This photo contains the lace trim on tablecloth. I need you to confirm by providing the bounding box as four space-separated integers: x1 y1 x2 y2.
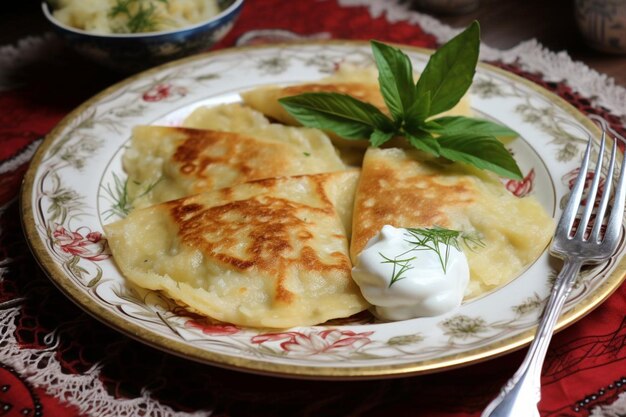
0 303 211 417
339 0 626 120
0 140 41 176
591 392 626 417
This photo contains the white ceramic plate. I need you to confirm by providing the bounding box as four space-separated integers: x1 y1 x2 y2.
21 42 626 379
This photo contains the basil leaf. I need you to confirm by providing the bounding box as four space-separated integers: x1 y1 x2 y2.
371 40 416 123
370 130 395 147
279 93 394 139
415 21 480 117
427 116 518 138
423 119 441 131
438 133 523 179
404 90 431 133
406 132 441 156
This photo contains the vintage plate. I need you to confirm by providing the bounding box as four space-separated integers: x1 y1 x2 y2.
21 42 626 379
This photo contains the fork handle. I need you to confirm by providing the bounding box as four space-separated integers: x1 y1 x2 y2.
481 258 584 417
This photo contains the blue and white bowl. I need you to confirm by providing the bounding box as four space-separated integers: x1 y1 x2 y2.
42 0 245 72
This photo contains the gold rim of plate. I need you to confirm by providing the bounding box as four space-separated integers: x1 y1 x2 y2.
19 40 626 379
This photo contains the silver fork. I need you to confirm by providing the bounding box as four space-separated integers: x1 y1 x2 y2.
481 130 626 417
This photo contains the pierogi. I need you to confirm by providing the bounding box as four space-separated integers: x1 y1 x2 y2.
350 147 555 297
104 171 368 328
240 66 389 129
240 66 474 165
240 66 472 146
125 107 344 208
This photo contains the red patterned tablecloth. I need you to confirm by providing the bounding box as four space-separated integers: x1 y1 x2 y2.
1 1 625 416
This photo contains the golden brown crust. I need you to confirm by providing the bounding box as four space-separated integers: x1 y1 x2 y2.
350 148 477 260
170 127 298 190
126 122 346 208
167 173 352 307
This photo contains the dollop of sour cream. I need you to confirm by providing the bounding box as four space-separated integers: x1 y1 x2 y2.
351 225 470 321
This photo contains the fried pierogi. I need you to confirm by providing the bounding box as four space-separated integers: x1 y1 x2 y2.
105 171 369 328
182 103 347 161
240 66 473 165
125 122 344 208
240 65 472 131
240 67 388 128
350 147 554 297
183 102 272 132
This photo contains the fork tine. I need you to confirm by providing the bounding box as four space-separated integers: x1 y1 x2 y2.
590 135 616 241
556 137 593 239
576 132 606 240
603 139 626 249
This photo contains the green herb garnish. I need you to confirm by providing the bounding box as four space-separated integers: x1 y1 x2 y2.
381 226 484 287
135 175 163 198
102 172 132 219
379 253 417 288
279 22 523 180
109 0 169 33
404 227 483 274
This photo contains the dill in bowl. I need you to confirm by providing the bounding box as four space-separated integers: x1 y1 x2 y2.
42 0 244 72
49 0 222 34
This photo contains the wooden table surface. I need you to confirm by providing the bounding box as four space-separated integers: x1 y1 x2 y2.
4 0 626 87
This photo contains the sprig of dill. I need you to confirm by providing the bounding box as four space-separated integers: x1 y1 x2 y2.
102 172 132 219
404 226 484 274
134 176 163 198
380 226 484 287
109 0 169 33
379 253 417 288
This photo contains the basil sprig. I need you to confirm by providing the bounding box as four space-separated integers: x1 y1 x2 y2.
278 21 523 180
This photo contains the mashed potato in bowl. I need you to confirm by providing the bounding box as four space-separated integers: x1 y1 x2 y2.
50 0 221 34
